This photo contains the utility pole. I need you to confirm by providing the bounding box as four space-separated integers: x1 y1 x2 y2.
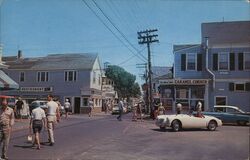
137 29 159 118
136 63 149 113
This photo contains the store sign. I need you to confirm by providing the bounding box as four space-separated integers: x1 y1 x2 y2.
20 87 53 92
159 79 208 85
102 85 114 92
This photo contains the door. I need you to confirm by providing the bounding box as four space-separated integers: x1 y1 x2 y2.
74 97 81 114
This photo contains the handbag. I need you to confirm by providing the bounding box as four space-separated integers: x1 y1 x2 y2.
27 135 33 143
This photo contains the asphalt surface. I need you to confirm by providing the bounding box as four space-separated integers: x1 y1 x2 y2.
8 113 250 160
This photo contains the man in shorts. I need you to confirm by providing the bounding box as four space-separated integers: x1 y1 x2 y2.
30 104 46 149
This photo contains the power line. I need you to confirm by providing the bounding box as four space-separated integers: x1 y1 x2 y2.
117 46 146 66
81 0 146 63
91 0 147 61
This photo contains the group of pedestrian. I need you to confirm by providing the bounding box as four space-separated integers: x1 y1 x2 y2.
132 101 143 122
29 94 61 150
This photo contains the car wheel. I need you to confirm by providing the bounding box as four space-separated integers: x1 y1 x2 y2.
237 121 248 126
172 120 181 132
208 120 217 131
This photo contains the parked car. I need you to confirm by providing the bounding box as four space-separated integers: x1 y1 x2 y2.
201 105 250 126
112 105 120 114
29 100 48 113
213 105 250 115
155 114 222 132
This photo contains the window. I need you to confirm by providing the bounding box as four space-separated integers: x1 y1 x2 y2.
20 72 25 82
98 76 101 85
218 53 228 70
93 72 96 84
235 83 245 91
37 71 49 82
215 97 227 105
186 53 196 70
229 82 249 91
191 87 205 99
65 71 77 82
244 53 250 70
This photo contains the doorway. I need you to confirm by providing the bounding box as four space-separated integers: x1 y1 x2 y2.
74 97 81 114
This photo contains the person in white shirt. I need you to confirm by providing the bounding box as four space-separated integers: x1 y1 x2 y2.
64 99 71 119
29 105 46 150
46 95 60 146
88 98 94 117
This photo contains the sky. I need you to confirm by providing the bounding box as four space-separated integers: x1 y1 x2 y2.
0 0 250 84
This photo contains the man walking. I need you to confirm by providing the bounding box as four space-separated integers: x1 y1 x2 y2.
46 95 60 146
0 98 15 160
88 98 94 117
15 97 23 119
117 99 123 121
64 99 71 119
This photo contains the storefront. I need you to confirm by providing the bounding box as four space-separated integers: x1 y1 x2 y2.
159 79 209 113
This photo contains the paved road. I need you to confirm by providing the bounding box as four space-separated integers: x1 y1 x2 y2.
8 114 250 160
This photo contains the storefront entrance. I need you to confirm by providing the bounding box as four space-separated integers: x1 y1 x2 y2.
74 97 81 114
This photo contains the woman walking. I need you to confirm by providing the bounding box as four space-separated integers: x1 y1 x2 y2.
29 104 46 150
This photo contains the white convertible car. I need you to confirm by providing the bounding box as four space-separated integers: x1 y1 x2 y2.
155 114 222 132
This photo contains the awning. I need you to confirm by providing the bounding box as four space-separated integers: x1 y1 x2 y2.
0 70 19 90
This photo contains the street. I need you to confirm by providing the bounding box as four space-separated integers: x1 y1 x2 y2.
9 114 250 160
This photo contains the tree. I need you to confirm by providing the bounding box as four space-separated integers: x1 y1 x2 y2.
105 65 141 98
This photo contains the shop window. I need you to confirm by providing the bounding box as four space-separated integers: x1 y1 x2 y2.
244 53 250 70
65 71 77 82
176 88 188 99
82 98 88 106
215 97 227 105
37 71 49 82
187 53 196 70
218 53 229 70
191 87 205 99
20 72 25 82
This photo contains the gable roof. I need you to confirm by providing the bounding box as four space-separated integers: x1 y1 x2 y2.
201 21 250 45
173 44 200 52
4 53 98 70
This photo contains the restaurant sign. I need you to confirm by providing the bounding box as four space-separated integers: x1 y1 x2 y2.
159 79 209 85
20 87 53 92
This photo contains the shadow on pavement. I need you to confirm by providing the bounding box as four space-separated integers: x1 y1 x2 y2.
152 128 216 132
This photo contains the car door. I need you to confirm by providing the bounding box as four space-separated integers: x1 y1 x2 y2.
181 115 206 128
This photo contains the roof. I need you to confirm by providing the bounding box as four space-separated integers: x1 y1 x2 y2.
201 21 250 45
4 53 98 70
0 70 19 90
173 44 200 52
152 66 172 79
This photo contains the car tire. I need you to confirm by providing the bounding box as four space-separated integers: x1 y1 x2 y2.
237 121 248 126
172 120 181 132
208 120 217 131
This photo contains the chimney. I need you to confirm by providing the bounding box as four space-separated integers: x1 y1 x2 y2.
17 50 23 59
